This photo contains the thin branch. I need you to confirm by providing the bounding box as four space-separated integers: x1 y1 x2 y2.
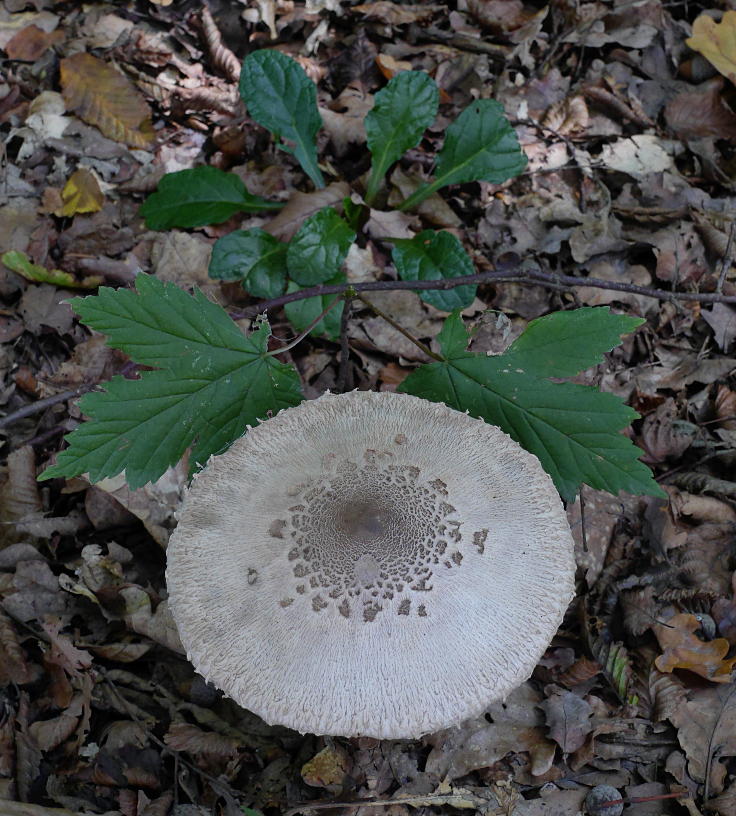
0 385 93 431
265 296 342 356
236 266 736 318
357 294 443 362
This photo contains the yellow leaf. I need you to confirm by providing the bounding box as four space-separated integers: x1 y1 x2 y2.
686 12 736 85
60 168 104 217
60 52 155 149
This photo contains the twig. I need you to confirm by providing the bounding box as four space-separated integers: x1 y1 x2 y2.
336 295 354 392
235 266 736 319
265 296 343 356
357 294 443 362
716 219 736 294
0 386 93 431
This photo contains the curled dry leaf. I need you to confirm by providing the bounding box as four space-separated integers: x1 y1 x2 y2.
648 668 687 723
60 52 155 148
541 96 589 137
120 587 183 653
654 613 736 682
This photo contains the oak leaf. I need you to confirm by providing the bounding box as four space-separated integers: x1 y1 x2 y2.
60 52 155 148
654 613 736 682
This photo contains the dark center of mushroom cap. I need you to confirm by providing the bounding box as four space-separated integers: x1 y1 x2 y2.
270 449 488 623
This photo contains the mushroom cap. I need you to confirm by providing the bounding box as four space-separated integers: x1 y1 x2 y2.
167 391 575 739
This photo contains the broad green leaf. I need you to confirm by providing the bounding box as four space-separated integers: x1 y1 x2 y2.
284 275 344 340
392 230 476 311
139 167 282 229
436 310 472 357
364 71 439 205
209 229 287 299
399 309 663 501
39 275 303 488
240 50 324 189
399 100 527 211
503 307 645 378
287 208 355 286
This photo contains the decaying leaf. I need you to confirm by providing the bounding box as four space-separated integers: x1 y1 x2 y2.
540 688 594 753
687 12 736 86
164 723 240 757
60 52 155 148
5 24 64 61
60 168 105 216
302 745 351 791
654 613 736 682
670 683 736 788
2 250 103 288
352 2 443 25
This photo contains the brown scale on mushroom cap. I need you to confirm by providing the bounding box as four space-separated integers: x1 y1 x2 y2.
166 391 576 739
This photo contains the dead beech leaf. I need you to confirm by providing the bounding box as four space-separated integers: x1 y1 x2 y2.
375 53 413 80
352 2 442 25
319 82 371 156
5 24 64 61
265 182 350 241
60 52 155 149
28 694 85 752
654 613 736 682
164 723 240 757
665 78 736 141
60 168 104 217
540 688 593 753
686 12 736 86
89 641 152 662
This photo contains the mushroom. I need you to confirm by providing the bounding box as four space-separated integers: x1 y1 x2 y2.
167 391 575 739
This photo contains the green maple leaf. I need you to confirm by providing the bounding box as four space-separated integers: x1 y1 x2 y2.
399 307 664 502
39 275 303 488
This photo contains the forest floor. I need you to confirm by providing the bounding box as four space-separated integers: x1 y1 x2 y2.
2 0 736 815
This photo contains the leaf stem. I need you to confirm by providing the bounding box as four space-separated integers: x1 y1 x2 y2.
397 179 441 212
265 295 343 356
357 294 443 362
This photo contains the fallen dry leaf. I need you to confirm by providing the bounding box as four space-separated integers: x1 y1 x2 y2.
264 182 350 241
302 745 351 791
665 78 736 141
5 24 64 61
60 168 104 217
654 613 736 682
670 683 736 788
686 12 736 86
540 687 593 753
352 2 443 25
164 723 240 757
60 52 155 148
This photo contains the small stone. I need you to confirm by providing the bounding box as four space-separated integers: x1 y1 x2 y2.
585 785 623 816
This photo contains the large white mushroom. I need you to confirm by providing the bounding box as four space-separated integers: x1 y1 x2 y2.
166 391 576 739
